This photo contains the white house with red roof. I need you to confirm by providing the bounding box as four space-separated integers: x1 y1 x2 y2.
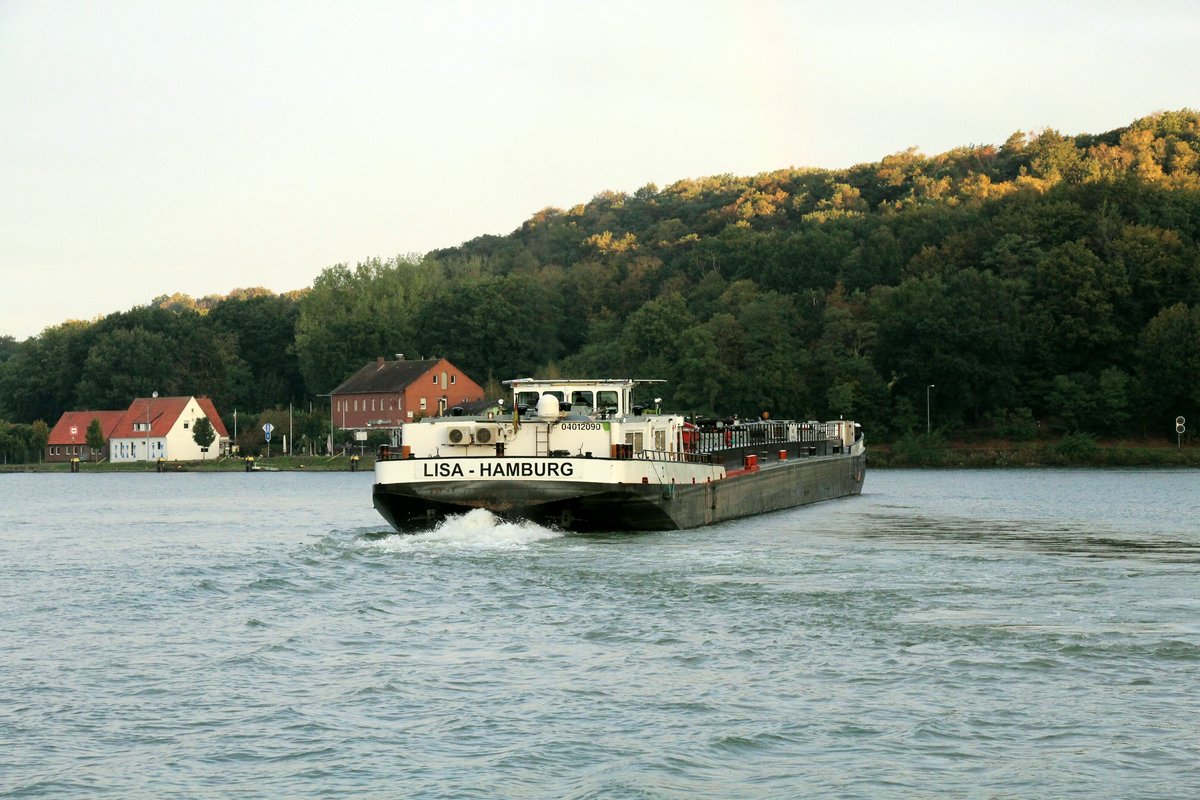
108 395 230 463
46 410 126 462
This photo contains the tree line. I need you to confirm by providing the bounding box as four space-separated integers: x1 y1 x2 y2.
3 110 1199 461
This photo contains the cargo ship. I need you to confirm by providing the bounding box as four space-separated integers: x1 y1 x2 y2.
372 378 865 532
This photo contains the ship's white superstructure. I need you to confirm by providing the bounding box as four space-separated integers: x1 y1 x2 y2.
373 378 864 532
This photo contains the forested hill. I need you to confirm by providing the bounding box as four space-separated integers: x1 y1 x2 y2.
4 109 1200 444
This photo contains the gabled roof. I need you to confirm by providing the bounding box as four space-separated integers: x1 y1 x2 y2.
331 358 443 395
48 410 125 445
113 396 191 439
110 396 228 439
195 397 230 437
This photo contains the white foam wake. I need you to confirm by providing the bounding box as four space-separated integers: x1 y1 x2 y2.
374 508 563 550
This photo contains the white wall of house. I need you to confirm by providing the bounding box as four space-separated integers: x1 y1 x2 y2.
110 397 226 462
109 436 167 463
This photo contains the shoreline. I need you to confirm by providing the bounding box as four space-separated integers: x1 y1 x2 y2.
0 454 375 474
3 441 1198 472
869 437 1199 468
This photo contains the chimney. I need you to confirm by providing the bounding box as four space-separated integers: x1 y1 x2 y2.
395 353 404 360
376 356 385 368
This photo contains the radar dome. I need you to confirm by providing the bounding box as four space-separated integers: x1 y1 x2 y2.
536 394 560 421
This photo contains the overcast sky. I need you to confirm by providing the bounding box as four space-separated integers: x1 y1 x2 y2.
3 0 1198 340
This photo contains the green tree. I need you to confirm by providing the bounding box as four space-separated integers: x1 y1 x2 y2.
295 255 440 395
75 327 174 409
809 289 889 428
192 417 216 459
0 335 18 364
619 293 696 392
0 421 21 463
1138 303 1200 423
1027 240 1130 375
86 417 106 459
30 419 49 463
871 269 1024 426
208 293 304 409
1108 224 1199 323
0 321 95 423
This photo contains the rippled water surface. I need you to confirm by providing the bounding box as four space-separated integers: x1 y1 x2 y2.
2 469 1198 798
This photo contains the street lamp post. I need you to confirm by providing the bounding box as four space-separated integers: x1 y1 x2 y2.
145 391 158 462
926 384 935 435
317 393 335 456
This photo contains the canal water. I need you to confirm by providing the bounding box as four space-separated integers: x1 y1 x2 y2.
1 469 1198 798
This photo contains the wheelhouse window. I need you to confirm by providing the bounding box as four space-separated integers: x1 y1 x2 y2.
597 391 619 414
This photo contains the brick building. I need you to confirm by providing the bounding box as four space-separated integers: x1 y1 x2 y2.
329 356 484 431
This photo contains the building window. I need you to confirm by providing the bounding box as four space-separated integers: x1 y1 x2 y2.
184 421 189 429
451 374 456 385
431 374 437 384
354 399 359 412
420 397 427 411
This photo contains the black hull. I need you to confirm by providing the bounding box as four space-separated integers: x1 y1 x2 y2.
373 452 865 533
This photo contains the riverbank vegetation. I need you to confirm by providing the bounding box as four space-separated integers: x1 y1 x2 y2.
871 433 1200 468
3 110 1199 462
0 454 372 474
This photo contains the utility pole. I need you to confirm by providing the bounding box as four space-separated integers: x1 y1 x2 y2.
926 384 935 435
145 391 158 461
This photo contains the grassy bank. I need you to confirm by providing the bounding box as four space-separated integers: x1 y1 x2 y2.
871 434 1200 468
3 438 1197 472
0 454 374 474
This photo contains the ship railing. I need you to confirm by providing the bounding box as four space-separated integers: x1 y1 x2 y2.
691 420 839 453
637 449 710 464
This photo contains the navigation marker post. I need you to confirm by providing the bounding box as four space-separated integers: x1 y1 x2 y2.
1176 416 1185 449
263 422 274 458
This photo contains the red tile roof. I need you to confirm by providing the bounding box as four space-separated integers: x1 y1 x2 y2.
331 358 442 394
195 397 229 437
111 396 228 439
48 411 126 445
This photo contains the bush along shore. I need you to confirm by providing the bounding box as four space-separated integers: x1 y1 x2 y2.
0 454 374 473
4 437 1198 472
871 433 1200 468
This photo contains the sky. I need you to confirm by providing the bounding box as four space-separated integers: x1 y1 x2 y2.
2 0 1198 340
